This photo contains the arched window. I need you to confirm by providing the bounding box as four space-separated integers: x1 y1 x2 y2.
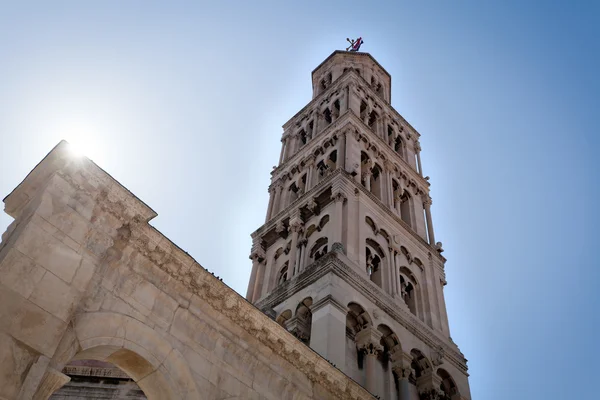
316 160 328 182
333 99 340 119
276 309 292 327
399 267 418 316
400 190 412 227
324 108 332 125
360 101 368 121
437 368 459 398
288 182 299 204
410 349 432 381
294 298 313 344
370 164 382 200
278 263 289 285
394 136 404 158
368 110 379 133
326 150 337 171
366 239 385 288
310 237 328 261
299 129 307 146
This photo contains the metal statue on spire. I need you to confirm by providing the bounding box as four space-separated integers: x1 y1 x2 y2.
346 37 364 52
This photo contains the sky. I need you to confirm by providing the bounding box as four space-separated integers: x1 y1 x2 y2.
0 1 598 399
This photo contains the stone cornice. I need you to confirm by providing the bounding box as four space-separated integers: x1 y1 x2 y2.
311 51 391 81
256 252 467 375
3 141 157 224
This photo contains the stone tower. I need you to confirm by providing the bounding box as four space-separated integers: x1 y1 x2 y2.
245 51 471 400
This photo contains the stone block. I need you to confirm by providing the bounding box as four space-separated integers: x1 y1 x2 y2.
150 289 179 329
29 271 80 322
0 248 45 299
15 223 81 284
0 332 38 400
170 308 219 353
71 256 96 292
124 317 173 363
0 287 66 357
36 191 91 244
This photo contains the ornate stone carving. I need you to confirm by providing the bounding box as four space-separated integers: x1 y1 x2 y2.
275 220 286 234
331 190 347 203
431 347 445 367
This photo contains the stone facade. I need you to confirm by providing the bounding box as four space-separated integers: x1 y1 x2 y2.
0 50 470 400
246 51 471 400
0 138 376 399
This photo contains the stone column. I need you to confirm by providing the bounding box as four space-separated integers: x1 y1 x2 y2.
265 186 275 222
288 217 303 276
246 246 263 301
394 193 401 216
362 171 371 192
305 156 316 190
383 114 390 143
387 247 395 295
338 131 347 170
390 349 413 400
309 296 347 369
415 143 423 176
356 326 383 396
391 249 399 297
343 85 350 112
330 190 346 245
285 135 293 160
272 183 283 216
279 137 287 164
297 238 307 273
251 256 267 303
423 197 435 245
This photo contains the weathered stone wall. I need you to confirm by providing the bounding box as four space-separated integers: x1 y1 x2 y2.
0 142 375 400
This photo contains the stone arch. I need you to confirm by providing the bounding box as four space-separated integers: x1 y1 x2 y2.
366 238 385 288
309 237 328 261
377 324 400 352
399 266 419 316
346 302 372 333
410 348 432 379
437 367 460 397
318 214 330 230
53 312 199 399
276 309 292 326
293 297 313 344
365 216 378 234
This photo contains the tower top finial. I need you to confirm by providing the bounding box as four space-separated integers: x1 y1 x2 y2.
345 37 364 52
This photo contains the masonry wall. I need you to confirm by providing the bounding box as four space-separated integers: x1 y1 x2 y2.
0 142 375 400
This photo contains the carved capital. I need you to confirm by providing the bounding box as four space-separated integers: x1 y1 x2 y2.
414 142 422 152
304 154 317 166
275 220 286 234
431 347 445 367
307 197 318 211
355 326 383 355
331 190 347 203
289 217 303 233
423 196 432 206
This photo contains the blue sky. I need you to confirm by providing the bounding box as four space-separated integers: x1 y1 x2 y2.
0 1 598 398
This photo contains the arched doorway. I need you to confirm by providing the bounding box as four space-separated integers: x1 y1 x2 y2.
46 312 199 400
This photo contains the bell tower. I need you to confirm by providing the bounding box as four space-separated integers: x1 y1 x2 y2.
246 50 471 400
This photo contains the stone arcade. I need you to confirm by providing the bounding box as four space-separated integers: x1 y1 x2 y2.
0 51 470 399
